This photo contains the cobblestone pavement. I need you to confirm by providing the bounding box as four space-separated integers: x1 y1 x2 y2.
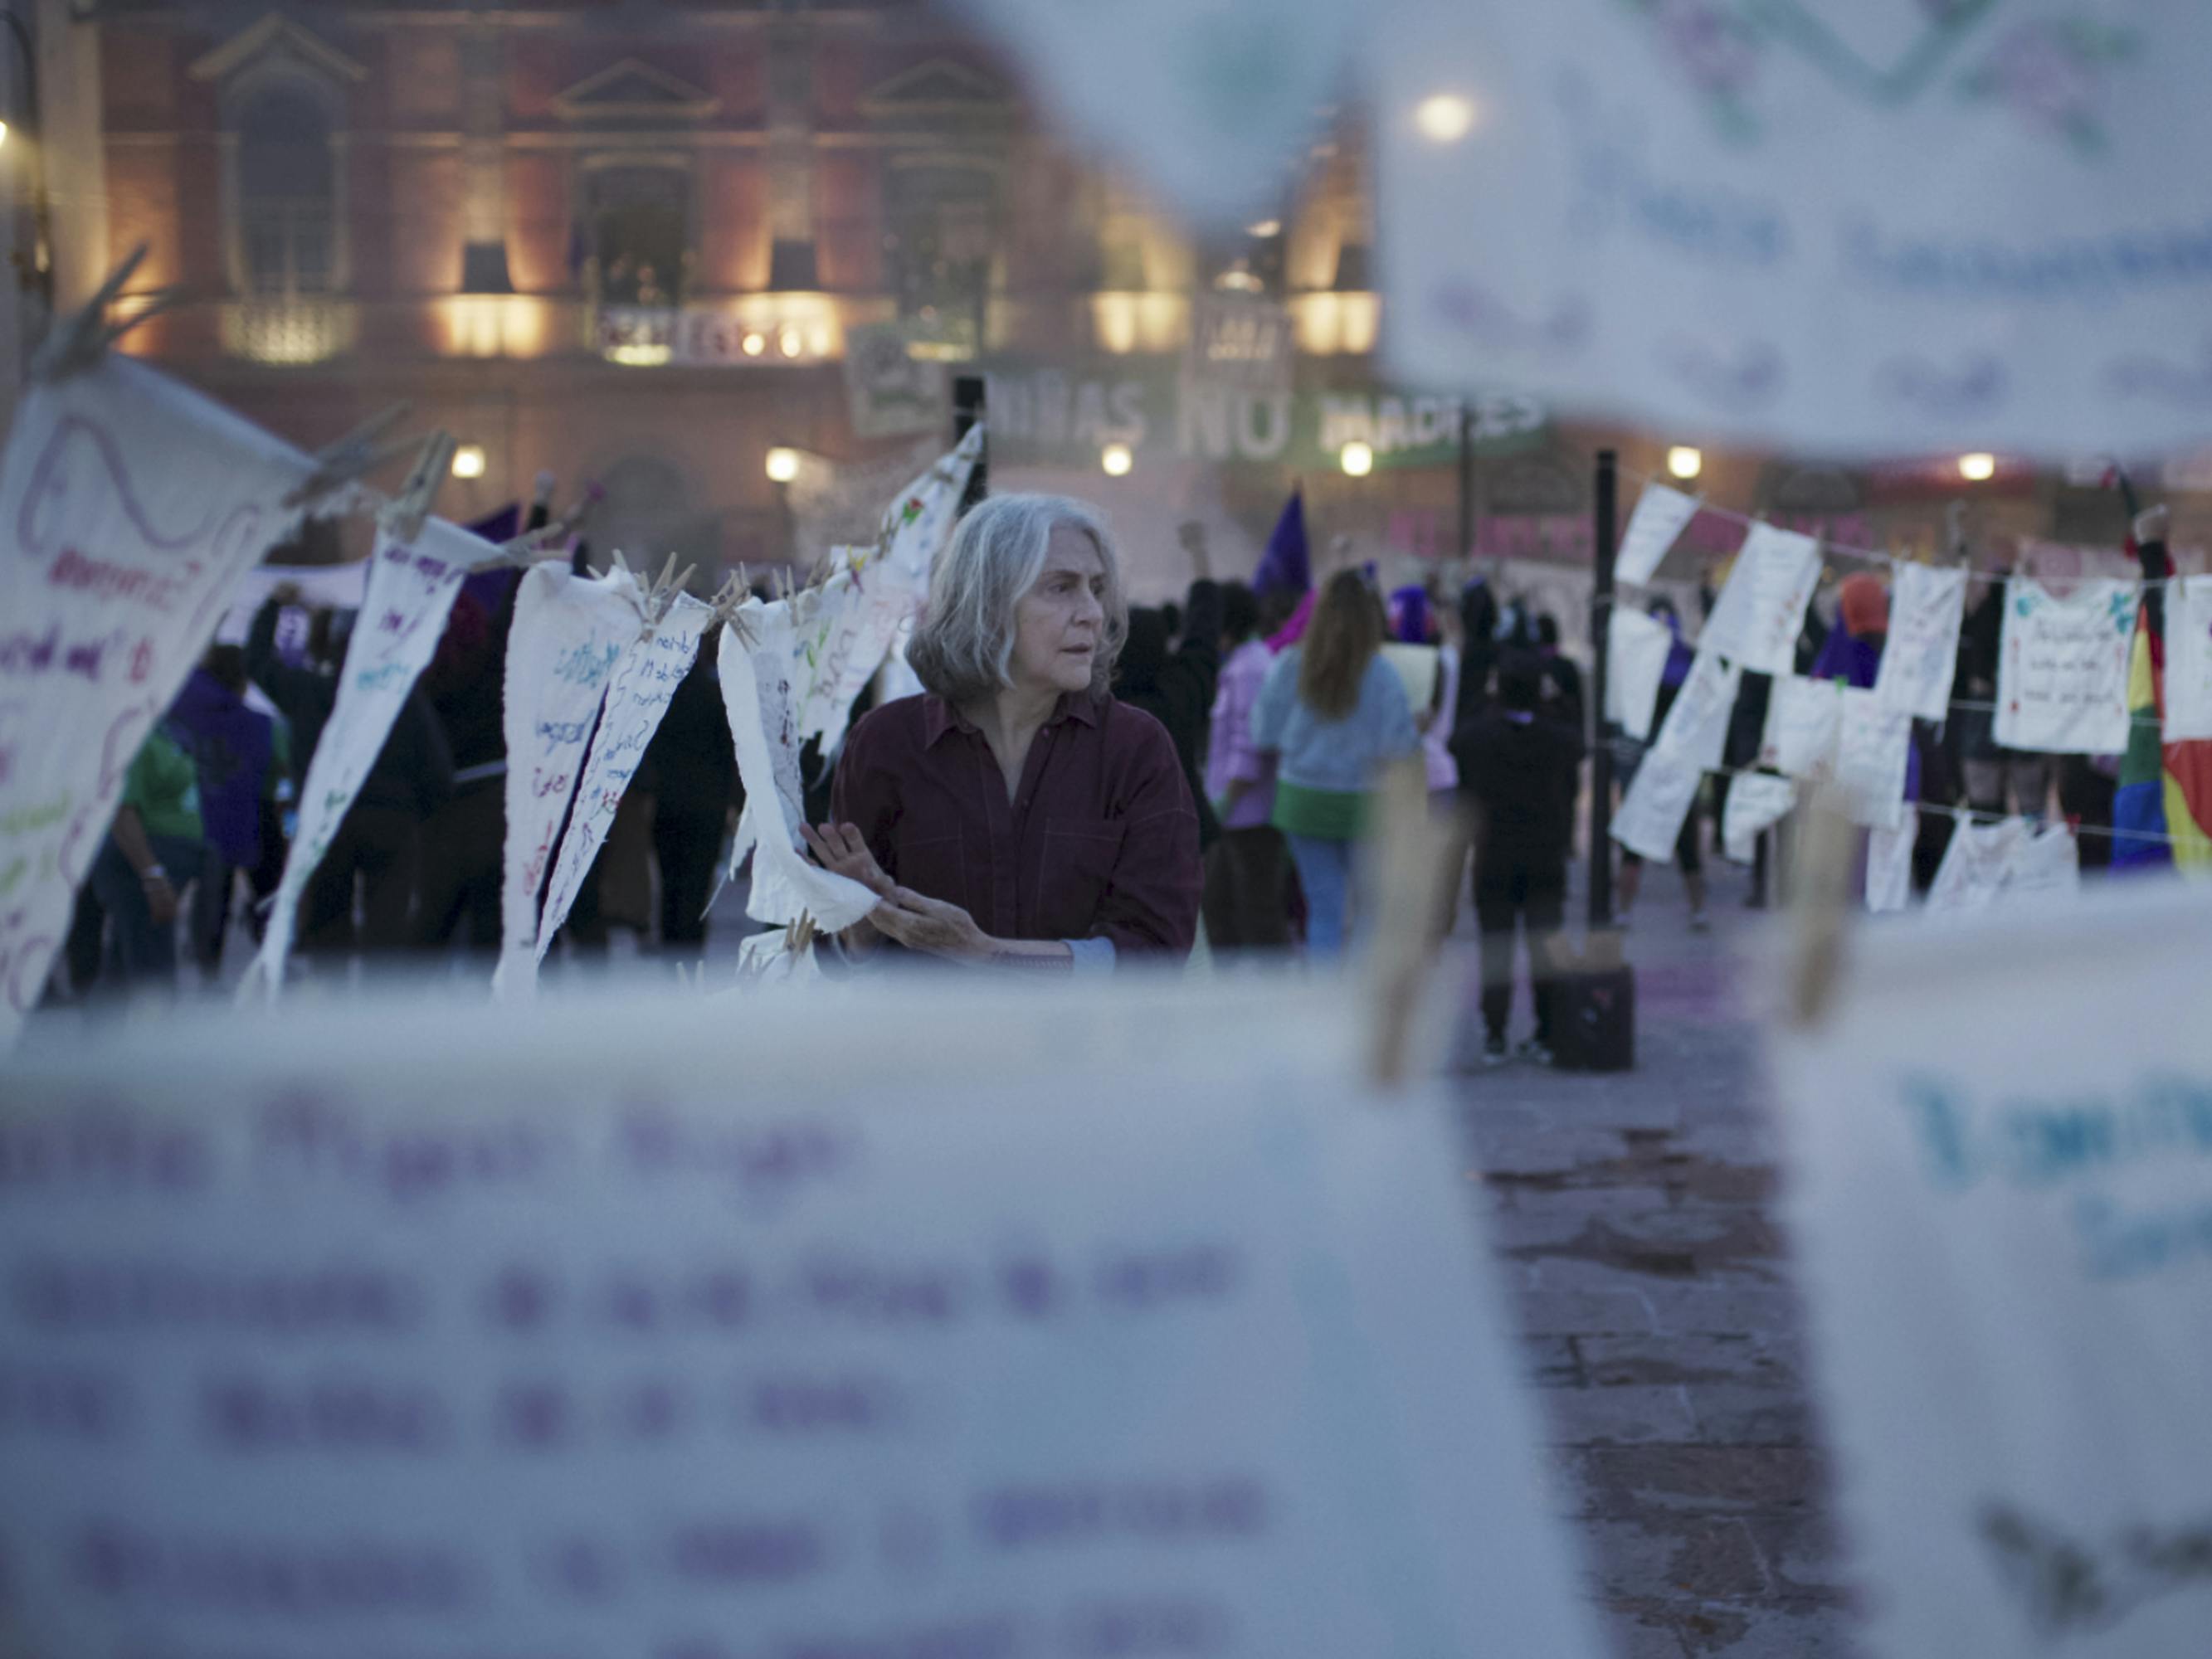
1448 859 1864 1658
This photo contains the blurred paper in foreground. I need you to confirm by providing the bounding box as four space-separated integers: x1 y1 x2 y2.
0 979 1599 1658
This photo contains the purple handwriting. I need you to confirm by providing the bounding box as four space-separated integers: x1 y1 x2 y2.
12 1255 422 1336
255 1090 556 1204
0 1105 212 1194
68 1520 473 1617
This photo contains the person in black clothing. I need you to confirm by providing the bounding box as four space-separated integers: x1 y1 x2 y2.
1113 522 1223 853
1533 614 1585 732
640 648 740 954
1457 653 1585 1066
246 586 454 955
415 576 520 954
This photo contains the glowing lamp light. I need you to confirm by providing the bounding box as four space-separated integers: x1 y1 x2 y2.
1957 451 1997 482
1667 445 1703 481
1246 218 1282 238
777 326 803 358
741 332 766 357
1340 440 1376 478
1099 442 1134 478
1414 93 1476 144
0 121 11 148
451 444 487 480
765 446 801 484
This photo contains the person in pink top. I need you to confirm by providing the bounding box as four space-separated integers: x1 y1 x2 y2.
1203 582 1293 951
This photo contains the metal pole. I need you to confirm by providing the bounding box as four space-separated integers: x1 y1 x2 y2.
1588 448 1618 928
1455 399 1474 563
953 372 987 513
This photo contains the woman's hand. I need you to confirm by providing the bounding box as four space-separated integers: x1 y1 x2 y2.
800 822 894 898
870 887 992 962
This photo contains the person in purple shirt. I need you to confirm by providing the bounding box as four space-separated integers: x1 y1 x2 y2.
805 494 1201 971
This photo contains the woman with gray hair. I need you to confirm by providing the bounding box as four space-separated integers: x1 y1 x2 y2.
801 494 1201 969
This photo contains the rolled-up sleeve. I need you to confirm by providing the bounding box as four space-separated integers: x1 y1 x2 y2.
1092 714 1201 961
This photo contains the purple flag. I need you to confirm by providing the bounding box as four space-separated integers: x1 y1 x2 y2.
1251 489 1310 597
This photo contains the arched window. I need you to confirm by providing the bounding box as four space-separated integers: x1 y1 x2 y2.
588 163 690 307
236 85 336 297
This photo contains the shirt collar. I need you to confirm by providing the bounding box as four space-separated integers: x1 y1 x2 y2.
922 692 1100 748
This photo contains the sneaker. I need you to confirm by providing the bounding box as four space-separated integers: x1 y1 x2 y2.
1688 908 1711 933
1515 1039 1555 1067
1480 1036 1510 1067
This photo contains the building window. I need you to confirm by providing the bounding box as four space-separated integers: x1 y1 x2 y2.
588 164 689 307
885 163 997 334
236 85 338 298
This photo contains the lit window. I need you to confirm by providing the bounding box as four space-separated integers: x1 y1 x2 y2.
589 164 690 307
236 86 336 299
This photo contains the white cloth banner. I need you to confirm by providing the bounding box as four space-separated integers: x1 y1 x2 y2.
1651 648 1741 771
1611 750 1701 863
0 358 314 1039
1927 815 2023 912
2163 573 2212 741
1613 481 1700 586
718 606 879 936
1836 688 1912 831
1760 675 1845 777
215 560 370 648
1698 523 1819 676
1721 771 1794 864
1995 578 2138 754
2008 820 2083 901
1867 808 1917 915
0 976 1601 1658
491 563 643 996
1771 878 2212 1657
535 593 713 959
248 520 484 990
1875 563 1969 721
1605 606 1673 741
1373 3 2212 459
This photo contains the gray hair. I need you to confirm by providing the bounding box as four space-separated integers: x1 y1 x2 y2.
907 493 1128 705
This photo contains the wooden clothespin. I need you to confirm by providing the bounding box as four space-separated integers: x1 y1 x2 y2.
284 404 417 510
1360 758 1464 1089
30 244 188 382
1786 785 1859 1029
378 430 458 547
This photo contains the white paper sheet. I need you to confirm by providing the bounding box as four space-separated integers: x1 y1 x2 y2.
1867 808 1917 915
1761 675 1845 777
1771 878 2212 1657
1698 523 1820 676
0 358 314 1041
2007 820 2082 901
1613 481 1701 586
0 976 1601 1659
1721 771 1795 864
718 606 879 936
535 593 713 959
1605 606 1674 741
1875 563 1969 722
248 518 485 989
1650 647 1741 771
1927 815 2026 912
1836 688 1913 831
1373 3 2212 458
2162 573 2212 741
1612 749 1701 863
491 563 644 996
1995 578 2138 754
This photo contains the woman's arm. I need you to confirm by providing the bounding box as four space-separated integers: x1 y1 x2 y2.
1089 718 1203 958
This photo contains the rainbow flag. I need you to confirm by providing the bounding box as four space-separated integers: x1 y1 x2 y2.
2112 571 2212 873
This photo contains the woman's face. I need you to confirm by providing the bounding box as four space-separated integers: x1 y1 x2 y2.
1009 526 1107 696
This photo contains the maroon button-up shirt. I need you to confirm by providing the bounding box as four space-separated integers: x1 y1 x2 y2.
831 692 1201 961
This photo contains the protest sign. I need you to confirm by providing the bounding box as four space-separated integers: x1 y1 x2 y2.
718 604 879 937
248 520 483 990
1835 688 1912 830
790 548 911 756
1372 5 2212 458
2008 820 2083 901
1875 563 1968 722
1868 809 1917 915
877 423 987 594
1605 606 1673 740
1613 480 1700 586
492 564 644 996
1612 749 1702 863
1995 579 2138 754
1771 877 2212 1657
1721 771 1794 864
1651 648 1741 772
536 594 713 959
2164 574 2212 741
1925 814 2077 912
0 358 315 1039
0 976 1600 1659
1698 523 1819 675
1761 675 1845 777
843 322 948 440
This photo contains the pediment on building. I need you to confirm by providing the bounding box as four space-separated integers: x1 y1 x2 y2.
188 12 367 86
860 58 1012 119
553 58 720 123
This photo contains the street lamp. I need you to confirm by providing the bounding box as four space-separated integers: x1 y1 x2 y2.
1957 452 1996 482
1667 445 1703 481
765 446 801 484
1100 442 1133 478
451 444 487 480
1339 440 1375 478
1414 93 1476 144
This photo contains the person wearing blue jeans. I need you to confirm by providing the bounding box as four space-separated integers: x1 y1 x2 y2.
1251 571 1420 961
